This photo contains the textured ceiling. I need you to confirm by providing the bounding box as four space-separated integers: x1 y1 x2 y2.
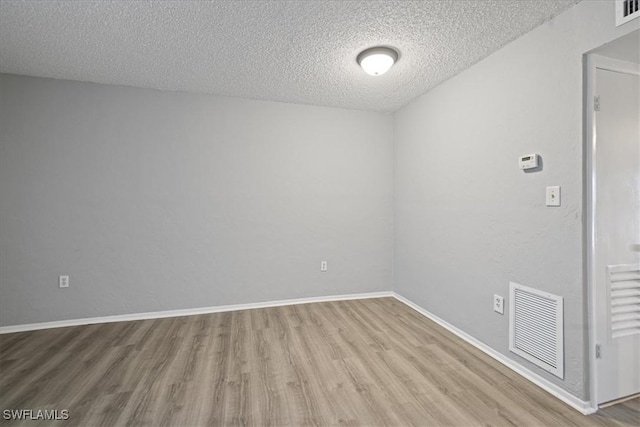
0 0 579 112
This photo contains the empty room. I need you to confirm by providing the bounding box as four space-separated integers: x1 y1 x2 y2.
0 0 639 426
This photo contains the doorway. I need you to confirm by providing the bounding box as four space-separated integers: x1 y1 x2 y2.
586 30 640 407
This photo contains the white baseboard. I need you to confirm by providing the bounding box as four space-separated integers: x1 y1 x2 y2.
0 291 394 335
391 292 597 416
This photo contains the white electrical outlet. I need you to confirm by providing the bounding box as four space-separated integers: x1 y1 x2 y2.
320 261 327 272
59 275 69 288
493 294 504 314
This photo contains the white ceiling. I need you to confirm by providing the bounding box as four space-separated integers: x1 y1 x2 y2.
0 1 579 112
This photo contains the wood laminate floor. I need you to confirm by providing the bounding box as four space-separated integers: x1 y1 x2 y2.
0 297 638 426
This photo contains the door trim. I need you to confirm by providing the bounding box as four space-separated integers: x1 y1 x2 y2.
585 53 640 407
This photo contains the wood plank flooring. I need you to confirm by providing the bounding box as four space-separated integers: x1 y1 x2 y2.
0 297 638 426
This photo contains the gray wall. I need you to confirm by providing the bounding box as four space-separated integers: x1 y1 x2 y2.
0 74 394 326
394 0 639 400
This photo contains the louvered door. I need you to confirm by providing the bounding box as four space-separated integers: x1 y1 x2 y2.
593 64 640 405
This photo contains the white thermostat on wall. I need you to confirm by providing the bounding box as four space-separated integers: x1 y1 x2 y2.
519 154 539 170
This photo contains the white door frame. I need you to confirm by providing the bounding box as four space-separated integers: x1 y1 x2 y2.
585 53 640 407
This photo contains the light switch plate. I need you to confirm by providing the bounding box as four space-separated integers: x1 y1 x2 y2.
546 186 561 207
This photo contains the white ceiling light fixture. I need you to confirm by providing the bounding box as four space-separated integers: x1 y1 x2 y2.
357 46 399 76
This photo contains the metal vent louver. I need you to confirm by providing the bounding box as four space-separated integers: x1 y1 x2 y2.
608 264 640 339
509 282 564 379
616 0 640 26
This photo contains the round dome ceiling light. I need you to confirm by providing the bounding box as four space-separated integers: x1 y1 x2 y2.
357 46 398 76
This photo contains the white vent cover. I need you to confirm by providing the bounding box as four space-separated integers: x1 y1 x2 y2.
616 0 640 26
509 282 564 379
608 264 640 339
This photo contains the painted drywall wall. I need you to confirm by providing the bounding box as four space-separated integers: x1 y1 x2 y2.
0 74 393 326
394 0 639 400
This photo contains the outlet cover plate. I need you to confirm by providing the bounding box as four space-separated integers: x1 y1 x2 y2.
59 275 69 288
494 294 504 314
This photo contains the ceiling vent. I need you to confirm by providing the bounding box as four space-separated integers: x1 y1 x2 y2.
616 0 640 26
509 282 564 379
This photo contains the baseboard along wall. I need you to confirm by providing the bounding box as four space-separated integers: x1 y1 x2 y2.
0 291 394 334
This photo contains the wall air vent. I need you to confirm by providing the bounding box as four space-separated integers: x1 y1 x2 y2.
608 264 640 339
509 282 564 379
616 0 640 26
